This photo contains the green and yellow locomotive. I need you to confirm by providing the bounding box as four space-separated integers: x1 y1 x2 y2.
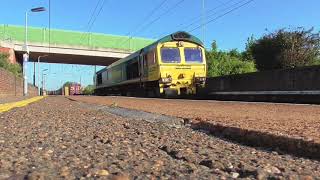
94 32 206 96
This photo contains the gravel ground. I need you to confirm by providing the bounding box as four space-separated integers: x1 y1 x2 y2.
0 96 319 179
69 96 320 144
0 96 30 104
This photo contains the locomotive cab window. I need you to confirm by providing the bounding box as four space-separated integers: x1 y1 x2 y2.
161 48 181 63
97 73 102 85
184 48 203 63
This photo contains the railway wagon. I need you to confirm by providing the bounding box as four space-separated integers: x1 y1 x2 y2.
200 65 320 103
61 83 82 96
94 32 207 96
69 83 82 95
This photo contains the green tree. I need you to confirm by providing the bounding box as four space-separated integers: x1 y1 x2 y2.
207 55 256 77
229 49 242 59
82 85 95 95
241 35 255 61
63 82 77 87
205 41 256 77
250 27 320 70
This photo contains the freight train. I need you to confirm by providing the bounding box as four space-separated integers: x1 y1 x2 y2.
47 83 82 96
94 32 207 97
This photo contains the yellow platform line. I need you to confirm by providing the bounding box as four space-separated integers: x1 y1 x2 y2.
0 96 45 113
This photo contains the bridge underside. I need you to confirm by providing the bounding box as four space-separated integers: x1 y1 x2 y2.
15 51 120 66
1 42 133 66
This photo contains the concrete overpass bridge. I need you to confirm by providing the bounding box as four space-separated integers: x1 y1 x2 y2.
0 24 154 66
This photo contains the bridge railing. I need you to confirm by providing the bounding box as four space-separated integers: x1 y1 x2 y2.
0 24 154 51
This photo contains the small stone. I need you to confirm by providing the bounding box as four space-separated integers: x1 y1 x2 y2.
288 175 299 180
28 172 46 180
227 163 234 169
231 172 239 178
0 174 10 179
199 160 213 168
110 102 118 107
256 169 267 180
152 160 164 171
112 174 130 180
220 176 227 180
60 166 70 177
95 169 109 176
264 165 281 174
301 175 314 180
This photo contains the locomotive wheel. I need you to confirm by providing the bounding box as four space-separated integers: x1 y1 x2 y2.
147 88 160 98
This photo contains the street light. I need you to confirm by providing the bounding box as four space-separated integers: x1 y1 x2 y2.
31 7 46 12
25 7 46 51
36 55 48 95
41 69 48 96
23 6 46 96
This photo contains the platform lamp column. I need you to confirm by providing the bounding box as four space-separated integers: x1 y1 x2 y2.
23 11 29 96
37 55 48 96
41 69 48 95
24 7 46 96
23 53 29 96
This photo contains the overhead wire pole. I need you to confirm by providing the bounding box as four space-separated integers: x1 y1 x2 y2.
115 0 169 49
80 0 103 41
80 0 108 43
154 0 238 39
184 0 247 31
49 0 51 53
189 0 255 33
76 0 107 89
118 0 186 48
202 0 205 45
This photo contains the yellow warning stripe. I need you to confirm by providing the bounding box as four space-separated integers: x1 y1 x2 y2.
0 96 45 113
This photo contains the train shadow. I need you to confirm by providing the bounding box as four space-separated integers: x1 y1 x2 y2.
190 120 320 161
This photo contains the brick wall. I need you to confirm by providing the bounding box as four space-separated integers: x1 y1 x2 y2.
0 67 38 97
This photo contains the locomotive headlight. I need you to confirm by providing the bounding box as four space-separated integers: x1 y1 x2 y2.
160 77 172 84
195 77 206 83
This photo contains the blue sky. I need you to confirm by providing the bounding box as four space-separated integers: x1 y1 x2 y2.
1 0 319 90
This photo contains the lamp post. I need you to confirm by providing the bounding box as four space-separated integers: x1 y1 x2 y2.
24 7 46 96
41 69 48 96
36 55 48 95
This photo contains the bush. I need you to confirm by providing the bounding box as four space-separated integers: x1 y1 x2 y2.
208 56 256 77
83 85 95 95
0 53 22 77
206 41 256 77
250 28 320 70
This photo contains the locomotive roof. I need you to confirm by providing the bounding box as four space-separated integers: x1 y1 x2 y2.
102 32 203 70
153 31 203 47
